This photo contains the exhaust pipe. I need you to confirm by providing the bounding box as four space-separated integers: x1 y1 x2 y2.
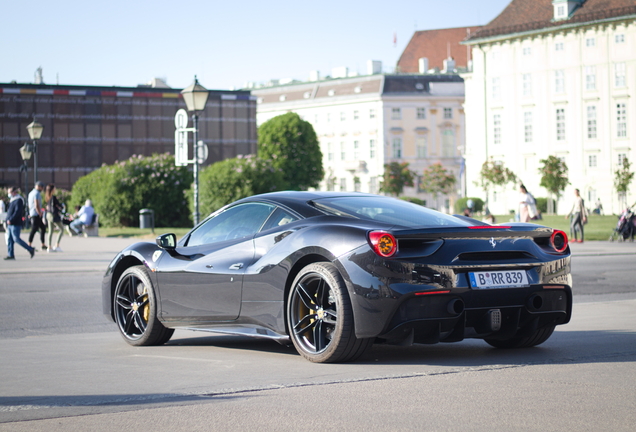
447 298 465 315
527 294 543 311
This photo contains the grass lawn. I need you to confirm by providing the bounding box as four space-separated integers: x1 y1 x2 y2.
99 227 192 240
98 214 620 242
494 214 618 241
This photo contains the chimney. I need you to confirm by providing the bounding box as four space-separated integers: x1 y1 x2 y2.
367 60 382 75
309 70 321 82
418 58 429 74
332 67 349 79
443 57 456 73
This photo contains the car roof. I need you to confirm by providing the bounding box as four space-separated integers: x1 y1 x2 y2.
238 191 390 218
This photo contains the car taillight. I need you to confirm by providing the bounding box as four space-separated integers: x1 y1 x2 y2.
368 231 398 257
550 230 568 253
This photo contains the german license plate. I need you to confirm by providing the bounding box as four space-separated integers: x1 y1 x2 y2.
469 270 529 289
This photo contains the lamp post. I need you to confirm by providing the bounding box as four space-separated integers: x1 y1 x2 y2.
180 76 209 226
19 142 34 195
26 119 44 185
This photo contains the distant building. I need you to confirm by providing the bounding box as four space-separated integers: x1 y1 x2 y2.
0 82 256 191
253 72 466 211
462 0 636 214
397 26 482 74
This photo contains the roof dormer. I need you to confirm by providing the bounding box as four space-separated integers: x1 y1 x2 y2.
552 0 585 21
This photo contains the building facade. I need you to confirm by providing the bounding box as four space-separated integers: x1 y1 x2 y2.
253 73 466 211
462 0 636 215
0 83 257 191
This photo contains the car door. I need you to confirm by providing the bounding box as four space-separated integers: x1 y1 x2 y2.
156 202 276 322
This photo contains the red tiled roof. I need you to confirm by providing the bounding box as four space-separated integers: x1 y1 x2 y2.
397 26 482 73
467 0 636 42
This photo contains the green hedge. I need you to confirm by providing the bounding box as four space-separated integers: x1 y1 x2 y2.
455 197 484 214
70 153 192 227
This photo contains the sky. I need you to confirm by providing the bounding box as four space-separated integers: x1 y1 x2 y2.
1 0 511 91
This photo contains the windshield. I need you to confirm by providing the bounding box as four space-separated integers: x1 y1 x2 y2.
311 196 471 229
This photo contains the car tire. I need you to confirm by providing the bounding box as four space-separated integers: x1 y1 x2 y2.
114 265 174 346
485 324 556 349
287 262 372 363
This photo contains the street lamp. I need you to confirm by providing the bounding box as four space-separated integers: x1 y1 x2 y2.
26 119 44 185
19 142 34 195
180 76 209 226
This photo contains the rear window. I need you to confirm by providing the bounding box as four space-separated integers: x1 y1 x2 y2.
311 196 471 228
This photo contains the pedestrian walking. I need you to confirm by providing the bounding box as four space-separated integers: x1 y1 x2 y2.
27 181 47 251
45 183 64 252
4 187 35 260
518 184 537 223
566 188 588 243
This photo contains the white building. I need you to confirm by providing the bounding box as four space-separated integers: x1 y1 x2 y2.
462 0 636 215
253 69 466 211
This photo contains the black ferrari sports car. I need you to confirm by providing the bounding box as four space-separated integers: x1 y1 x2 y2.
102 191 572 363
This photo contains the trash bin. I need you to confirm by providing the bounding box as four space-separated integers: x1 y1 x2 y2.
139 208 155 233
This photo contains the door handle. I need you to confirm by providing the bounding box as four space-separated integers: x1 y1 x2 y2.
229 263 243 270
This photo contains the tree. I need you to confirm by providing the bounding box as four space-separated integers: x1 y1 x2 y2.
419 163 457 211
477 158 517 198
380 162 415 196
197 155 286 215
614 157 634 209
257 112 324 190
538 155 569 214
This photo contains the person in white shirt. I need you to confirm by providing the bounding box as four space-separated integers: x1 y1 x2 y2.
69 199 95 235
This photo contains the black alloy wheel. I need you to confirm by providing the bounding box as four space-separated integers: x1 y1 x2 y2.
114 265 174 346
287 262 372 363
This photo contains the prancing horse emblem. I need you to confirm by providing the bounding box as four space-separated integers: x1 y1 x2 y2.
489 237 497 248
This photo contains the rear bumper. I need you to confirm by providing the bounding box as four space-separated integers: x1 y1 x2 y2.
378 285 571 343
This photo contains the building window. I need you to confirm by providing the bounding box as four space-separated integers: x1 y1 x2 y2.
585 66 596 91
618 153 627 166
416 136 427 158
340 178 347 191
557 5 566 18
369 108 376 119
340 142 346 160
524 111 533 143
353 110 359 120
493 113 502 145
586 37 596 47
340 112 346 121
417 107 426 119
354 177 361 192
392 137 402 158
443 107 453 119
555 42 564 51
555 70 565 94
587 106 597 139
615 63 626 87
353 140 360 159
491 77 501 100
326 113 331 122
327 142 334 161
442 128 455 158
588 154 597 168
369 177 377 194
617 103 627 138
369 139 376 159
615 34 625 44
522 47 532 56
391 108 401 120
523 74 532 97
556 108 566 141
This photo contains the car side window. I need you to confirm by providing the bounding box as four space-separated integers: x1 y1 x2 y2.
260 207 299 232
187 203 276 247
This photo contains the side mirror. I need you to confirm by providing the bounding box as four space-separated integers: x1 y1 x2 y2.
156 233 177 250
